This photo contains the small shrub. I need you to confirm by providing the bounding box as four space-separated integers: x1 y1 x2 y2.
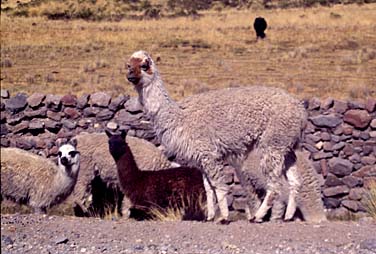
0 58 13 68
362 180 376 219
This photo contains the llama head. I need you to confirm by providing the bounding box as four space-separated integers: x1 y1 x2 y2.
106 129 128 162
57 144 80 177
126 50 156 88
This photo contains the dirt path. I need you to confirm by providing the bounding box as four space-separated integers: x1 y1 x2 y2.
1 214 376 254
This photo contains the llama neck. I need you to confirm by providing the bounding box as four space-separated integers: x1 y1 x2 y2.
49 167 77 206
137 70 182 131
115 144 141 188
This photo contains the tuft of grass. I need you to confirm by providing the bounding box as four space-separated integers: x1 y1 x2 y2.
149 192 207 221
362 180 376 219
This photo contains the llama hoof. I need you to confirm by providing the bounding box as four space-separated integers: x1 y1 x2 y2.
216 218 231 225
250 217 263 223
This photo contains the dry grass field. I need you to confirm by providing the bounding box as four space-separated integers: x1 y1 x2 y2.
1 3 376 100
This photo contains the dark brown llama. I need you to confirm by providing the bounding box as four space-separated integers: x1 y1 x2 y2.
107 131 206 220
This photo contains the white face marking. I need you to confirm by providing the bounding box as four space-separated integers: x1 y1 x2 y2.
57 144 80 174
131 50 149 60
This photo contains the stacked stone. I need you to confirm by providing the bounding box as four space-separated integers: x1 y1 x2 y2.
1 89 375 218
0 90 156 159
302 97 376 217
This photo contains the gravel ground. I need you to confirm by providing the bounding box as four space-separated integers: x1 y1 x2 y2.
1 214 376 254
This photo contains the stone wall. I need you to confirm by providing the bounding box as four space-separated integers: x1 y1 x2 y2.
1 90 375 218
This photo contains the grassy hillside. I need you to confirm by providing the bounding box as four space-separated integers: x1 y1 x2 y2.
1 2 375 100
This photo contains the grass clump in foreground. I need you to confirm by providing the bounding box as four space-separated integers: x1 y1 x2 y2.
363 181 376 219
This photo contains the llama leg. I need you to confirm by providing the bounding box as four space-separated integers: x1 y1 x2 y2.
200 155 230 224
284 165 300 221
203 175 216 221
270 199 285 221
254 150 285 222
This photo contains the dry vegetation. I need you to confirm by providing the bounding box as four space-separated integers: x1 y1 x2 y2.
1 3 376 100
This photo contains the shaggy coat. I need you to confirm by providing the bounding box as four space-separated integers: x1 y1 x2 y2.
108 131 206 220
242 150 327 222
62 132 173 216
126 50 307 222
1 145 80 213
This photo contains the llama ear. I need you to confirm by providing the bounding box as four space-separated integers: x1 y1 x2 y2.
56 138 65 148
69 138 78 148
105 129 113 138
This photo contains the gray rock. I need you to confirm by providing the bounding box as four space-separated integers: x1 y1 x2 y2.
45 94 62 112
62 119 77 130
320 132 331 141
96 109 114 121
348 101 365 110
1 89 10 99
115 109 143 125
27 93 45 108
332 142 345 151
323 185 350 197
5 93 28 113
12 121 29 133
24 107 47 118
77 119 93 129
64 107 81 119
305 133 321 144
83 107 100 117
47 110 62 121
342 144 354 156
342 175 362 188
359 131 370 140
312 152 333 160
302 143 318 153
348 153 361 163
124 97 143 113
348 188 364 200
90 92 111 107
323 198 341 208
29 119 44 130
344 109 372 129
61 94 77 107
7 112 25 125
328 158 353 177
352 165 376 178
363 144 374 156
109 95 129 111
77 94 90 109
16 137 33 150
333 100 348 114
341 200 358 212
308 97 321 110
309 114 342 128
321 98 334 111
324 173 343 187
361 156 376 166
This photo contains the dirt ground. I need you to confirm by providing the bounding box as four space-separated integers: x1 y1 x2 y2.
1 214 376 254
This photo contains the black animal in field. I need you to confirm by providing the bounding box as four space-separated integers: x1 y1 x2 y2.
253 17 267 39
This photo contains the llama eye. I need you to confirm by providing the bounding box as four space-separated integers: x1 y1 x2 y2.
127 64 131 69
141 64 149 71
69 151 79 157
57 151 62 157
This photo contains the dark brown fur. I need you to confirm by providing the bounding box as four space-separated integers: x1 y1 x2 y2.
107 132 206 220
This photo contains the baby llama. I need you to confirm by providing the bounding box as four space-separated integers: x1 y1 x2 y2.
126 50 307 223
107 130 206 220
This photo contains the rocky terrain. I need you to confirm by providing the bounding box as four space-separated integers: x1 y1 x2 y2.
1 214 376 254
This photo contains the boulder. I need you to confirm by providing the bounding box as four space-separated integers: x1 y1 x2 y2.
343 109 372 129
309 114 342 128
27 93 45 108
90 92 111 107
5 93 28 113
328 158 353 177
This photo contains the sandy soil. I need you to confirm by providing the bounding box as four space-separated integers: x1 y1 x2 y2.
1 214 376 254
